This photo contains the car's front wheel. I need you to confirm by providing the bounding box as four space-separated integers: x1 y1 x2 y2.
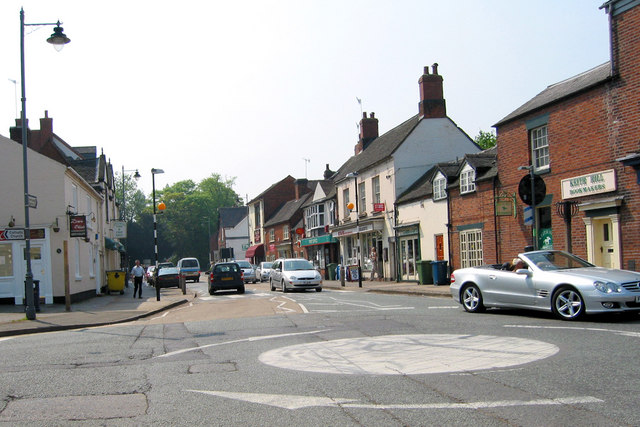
282 281 288 293
552 286 584 320
270 279 275 291
461 284 485 313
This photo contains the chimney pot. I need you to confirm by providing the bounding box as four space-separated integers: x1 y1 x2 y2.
362 112 367 119
370 112 375 118
424 66 430 75
432 63 439 75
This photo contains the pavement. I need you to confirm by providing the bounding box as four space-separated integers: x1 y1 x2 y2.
0 278 452 337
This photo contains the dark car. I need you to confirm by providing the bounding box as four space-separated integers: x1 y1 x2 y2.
208 262 244 295
155 267 180 288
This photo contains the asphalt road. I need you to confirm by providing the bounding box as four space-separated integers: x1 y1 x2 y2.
0 283 638 426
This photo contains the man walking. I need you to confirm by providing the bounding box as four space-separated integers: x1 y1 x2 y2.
131 259 145 299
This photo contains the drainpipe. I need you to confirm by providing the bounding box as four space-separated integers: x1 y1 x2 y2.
394 201 400 282
493 175 499 263
446 189 453 274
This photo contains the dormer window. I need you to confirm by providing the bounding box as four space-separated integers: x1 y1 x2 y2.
460 164 476 194
433 173 447 201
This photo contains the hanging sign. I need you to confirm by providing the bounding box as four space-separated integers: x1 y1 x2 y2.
70 215 87 238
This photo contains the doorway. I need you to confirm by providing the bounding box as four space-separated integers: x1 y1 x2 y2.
400 237 419 281
593 218 614 268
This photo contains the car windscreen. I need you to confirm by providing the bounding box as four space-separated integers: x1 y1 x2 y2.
158 268 179 275
284 259 314 271
261 262 273 269
215 264 239 273
236 261 251 268
526 251 593 271
182 260 198 267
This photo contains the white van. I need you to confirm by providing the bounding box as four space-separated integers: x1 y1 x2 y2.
177 257 201 282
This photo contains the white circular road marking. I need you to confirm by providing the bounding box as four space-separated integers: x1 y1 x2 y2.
259 334 558 375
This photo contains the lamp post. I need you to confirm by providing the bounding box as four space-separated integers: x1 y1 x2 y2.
19 8 70 320
152 168 164 301
346 172 362 288
202 216 212 264
121 167 140 273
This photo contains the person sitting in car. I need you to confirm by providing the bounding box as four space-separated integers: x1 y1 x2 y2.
511 257 527 271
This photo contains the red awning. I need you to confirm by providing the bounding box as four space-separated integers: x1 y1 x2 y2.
245 244 264 258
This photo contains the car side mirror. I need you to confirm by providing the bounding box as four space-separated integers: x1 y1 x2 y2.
516 268 532 276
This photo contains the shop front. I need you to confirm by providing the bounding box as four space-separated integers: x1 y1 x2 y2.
245 243 264 263
396 224 420 282
332 219 384 280
300 234 339 279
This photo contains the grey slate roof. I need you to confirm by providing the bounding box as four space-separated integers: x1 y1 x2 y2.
219 207 248 228
494 62 612 126
333 115 420 181
264 193 312 227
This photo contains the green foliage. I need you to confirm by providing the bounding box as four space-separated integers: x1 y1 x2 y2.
127 174 240 269
474 130 497 150
114 173 145 223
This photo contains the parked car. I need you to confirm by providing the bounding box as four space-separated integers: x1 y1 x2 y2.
235 260 257 283
256 261 273 282
270 258 322 293
177 257 201 282
208 262 244 294
450 250 640 320
155 267 181 288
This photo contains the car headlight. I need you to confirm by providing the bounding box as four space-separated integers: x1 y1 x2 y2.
290 275 297 280
315 272 322 280
594 280 622 293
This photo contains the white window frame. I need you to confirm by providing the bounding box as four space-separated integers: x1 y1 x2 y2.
531 125 549 172
460 164 476 194
358 181 366 214
343 188 350 218
283 225 289 240
372 176 381 204
72 184 78 211
269 229 275 242
433 173 447 200
74 239 82 280
460 229 483 268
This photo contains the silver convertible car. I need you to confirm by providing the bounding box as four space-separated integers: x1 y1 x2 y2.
450 250 640 320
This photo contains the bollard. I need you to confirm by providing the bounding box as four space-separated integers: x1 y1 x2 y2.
180 274 186 295
340 265 345 287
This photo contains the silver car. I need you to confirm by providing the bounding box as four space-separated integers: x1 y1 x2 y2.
450 250 640 320
257 261 273 282
270 258 322 292
235 260 257 283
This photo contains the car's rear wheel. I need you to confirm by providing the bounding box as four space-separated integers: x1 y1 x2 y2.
461 284 485 313
552 286 584 320
237 285 245 294
282 281 288 293
209 288 215 295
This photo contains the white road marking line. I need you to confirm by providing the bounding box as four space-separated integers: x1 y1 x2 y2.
187 390 603 410
505 324 640 338
155 329 330 358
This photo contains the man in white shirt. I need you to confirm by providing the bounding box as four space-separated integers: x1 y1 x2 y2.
131 260 145 299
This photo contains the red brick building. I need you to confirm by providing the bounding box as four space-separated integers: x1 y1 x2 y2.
493 0 640 270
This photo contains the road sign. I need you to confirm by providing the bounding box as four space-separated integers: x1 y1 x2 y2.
0 228 25 241
523 206 533 226
518 174 546 206
27 194 37 208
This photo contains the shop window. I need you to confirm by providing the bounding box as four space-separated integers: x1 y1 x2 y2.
0 244 14 277
460 229 483 268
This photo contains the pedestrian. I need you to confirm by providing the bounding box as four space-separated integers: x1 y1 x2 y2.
370 247 378 280
131 259 145 299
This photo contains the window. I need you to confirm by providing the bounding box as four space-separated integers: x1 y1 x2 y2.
89 245 95 277
0 244 14 277
269 229 275 242
343 188 350 218
86 196 94 230
254 204 261 228
460 164 476 194
433 174 447 200
531 125 549 171
305 204 326 230
75 240 81 279
283 225 290 240
372 176 381 204
460 229 483 268
358 181 366 214
72 184 78 211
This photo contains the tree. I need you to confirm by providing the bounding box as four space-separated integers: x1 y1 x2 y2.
114 172 146 223
127 174 241 269
474 130 497 150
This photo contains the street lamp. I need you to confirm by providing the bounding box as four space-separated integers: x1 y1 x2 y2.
345 172 362 288
202 216 212 264
121 167 140 272
152 168 164 301
19 8 70 320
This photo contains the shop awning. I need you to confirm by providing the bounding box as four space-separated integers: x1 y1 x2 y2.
105 237 125 252
245 243 264 258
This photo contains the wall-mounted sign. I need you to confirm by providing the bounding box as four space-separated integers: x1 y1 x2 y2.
0 228 25 241
561 169 616 199
113 221 127 239
70 215 87 238
373 203 385 212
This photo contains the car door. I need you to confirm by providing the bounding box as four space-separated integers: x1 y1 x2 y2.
485 269 536 307
270 260 281 283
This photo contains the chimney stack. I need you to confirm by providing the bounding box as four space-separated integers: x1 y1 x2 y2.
9 116 29 144
39 110 53 139
294 178 309 200
418 63 446 119
354 111 379 155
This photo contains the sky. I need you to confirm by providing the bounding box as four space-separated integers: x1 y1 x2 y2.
0 1 611 202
